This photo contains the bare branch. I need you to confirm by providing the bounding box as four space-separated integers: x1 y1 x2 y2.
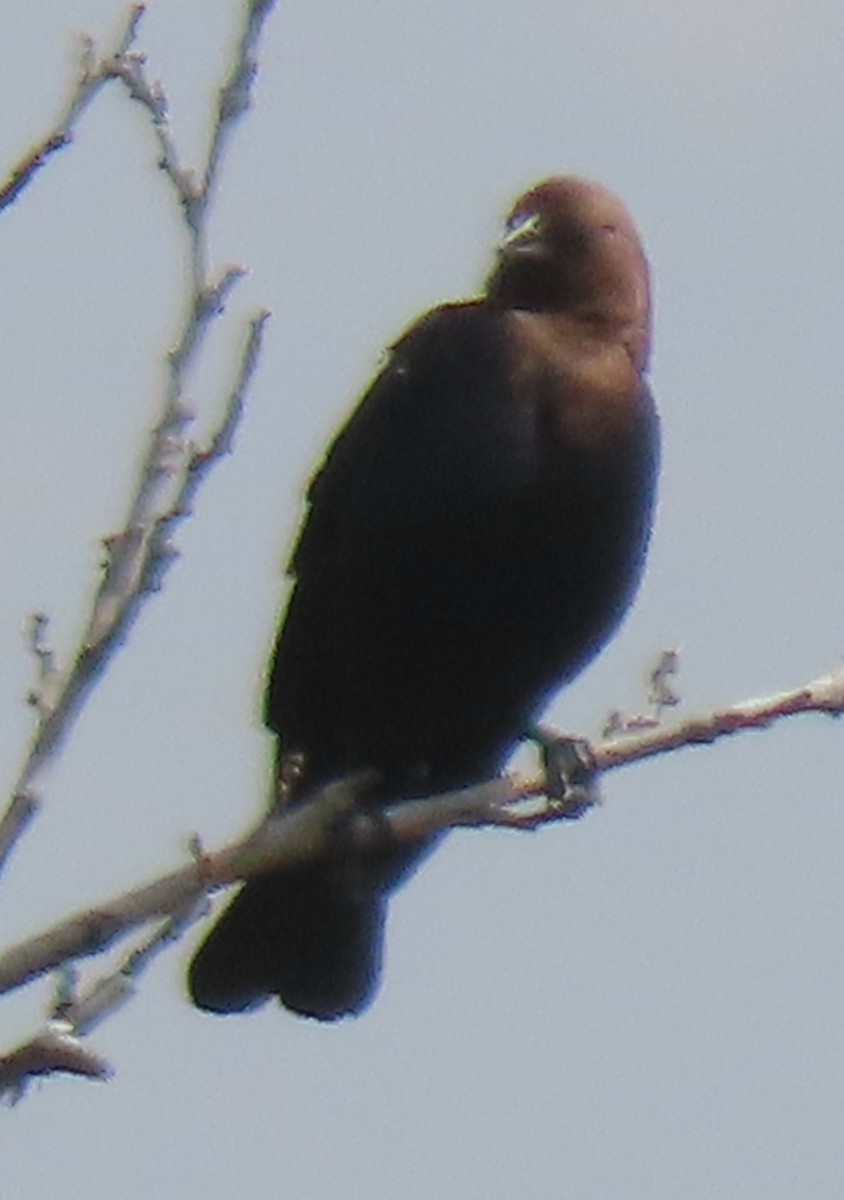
203 0 277 202
0 902 207 1103
0 5 276 875
593 664 844 772
0 793 39 878
1 664 839 1095
0 6 145 215
2 665 840 1013
0 776 364 998
0 1023 111 1104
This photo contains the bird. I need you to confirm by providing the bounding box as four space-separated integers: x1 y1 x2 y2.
188 176 660 1021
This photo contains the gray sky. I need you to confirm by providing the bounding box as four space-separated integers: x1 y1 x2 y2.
1 1 843 1196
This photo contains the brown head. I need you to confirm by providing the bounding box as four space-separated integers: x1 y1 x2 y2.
485 176 651 370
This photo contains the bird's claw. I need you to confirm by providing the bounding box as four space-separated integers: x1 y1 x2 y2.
529 727 600 819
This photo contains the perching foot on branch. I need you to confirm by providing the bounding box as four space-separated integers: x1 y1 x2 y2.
528 727 600 819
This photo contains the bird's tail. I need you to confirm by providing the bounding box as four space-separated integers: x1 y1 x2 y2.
188 864 387 1021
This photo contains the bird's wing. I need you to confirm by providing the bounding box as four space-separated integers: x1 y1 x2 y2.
286 300 524 580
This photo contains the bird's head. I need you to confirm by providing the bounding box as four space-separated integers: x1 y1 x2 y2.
485 176 651 365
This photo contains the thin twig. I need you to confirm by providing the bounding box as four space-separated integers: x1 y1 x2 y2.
0 901 208 1102
0 1022 111 1104
0 7 145 215
602 646 682 738
593 664 844 771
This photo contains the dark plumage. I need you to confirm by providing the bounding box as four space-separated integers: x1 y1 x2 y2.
188 176 660 1020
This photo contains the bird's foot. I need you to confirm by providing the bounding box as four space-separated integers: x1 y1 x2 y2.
528 726 600 819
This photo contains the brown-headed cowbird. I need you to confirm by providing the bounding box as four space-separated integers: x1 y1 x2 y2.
188 177 660 1020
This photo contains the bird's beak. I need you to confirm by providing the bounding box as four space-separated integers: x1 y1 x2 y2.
498 211 544 257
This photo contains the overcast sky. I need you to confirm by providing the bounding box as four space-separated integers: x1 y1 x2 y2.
2 2 843 1197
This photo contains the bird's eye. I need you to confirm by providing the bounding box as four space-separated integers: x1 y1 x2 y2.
500 211 542 251
505 211 541 238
